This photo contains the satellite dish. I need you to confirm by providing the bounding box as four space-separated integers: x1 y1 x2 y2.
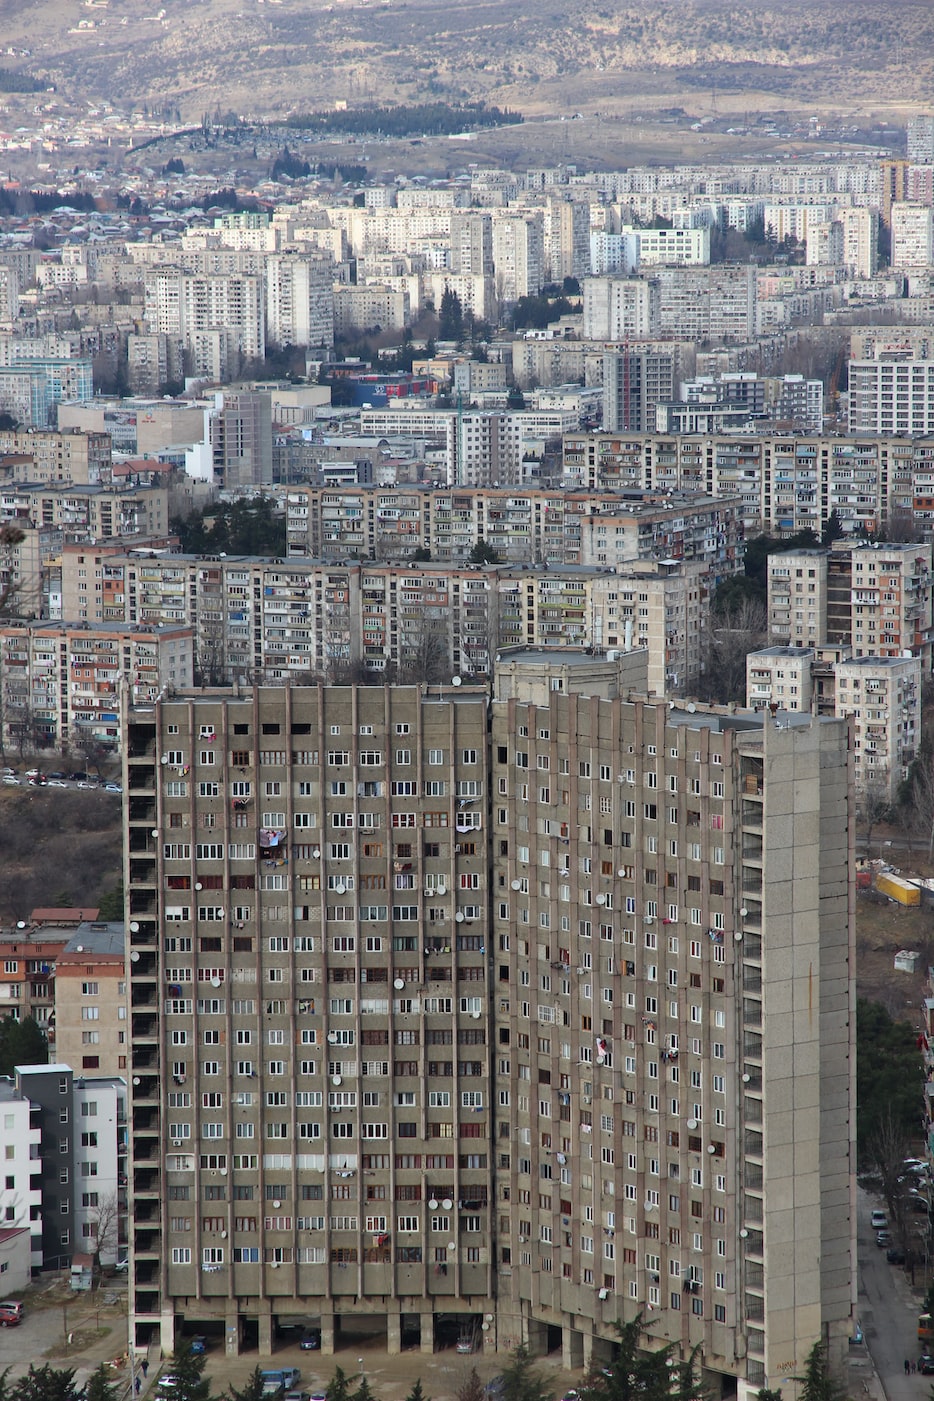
75 945 84 953
455 912 465 923
332 1075 342 1086
393 978 405 990
596 893 606 905
447 1241 456 1251
511 880 521 891
130 951 140 962
132 1076 141 1086
452 675 462 686
211 976 221 987
195 882 203 891
129 921 140 932
442 1198 453 1209
16 921 25 930
429 1199 439 1210
687 702 697 713
686 1118 698 1130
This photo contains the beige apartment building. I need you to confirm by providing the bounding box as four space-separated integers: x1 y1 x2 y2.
53 921 128 1079
768 542 934 672
0 621 194 752
124 658 855 1398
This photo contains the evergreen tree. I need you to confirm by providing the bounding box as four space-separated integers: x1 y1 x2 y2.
795 1342 845 1401
0 1015 48 1077
162 1350 212 1401
438 286 464 342
11 1366 80 1401
467 540 499 565
500 1346 550 1401
455 1371 485 1401
578 1317 707 1401
84 1366 120 1401
405 1382 429 1401
821 509 844 545
326 1369 354 1401
351 1380 376 1401
755 1389 782 1401
227 1370 265 1401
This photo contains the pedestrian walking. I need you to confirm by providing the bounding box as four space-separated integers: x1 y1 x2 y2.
905 1360 911 1375
912 1362 917 1375
135 1378 141 1394
142 1362 148 1379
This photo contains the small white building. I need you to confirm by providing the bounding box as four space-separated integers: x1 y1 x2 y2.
0 1081 42 1268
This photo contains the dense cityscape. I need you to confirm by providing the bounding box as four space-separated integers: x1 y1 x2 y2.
2 58 934 1401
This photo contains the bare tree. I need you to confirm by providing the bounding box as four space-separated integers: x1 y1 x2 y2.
87 1190 122 1278
0 523 25 618
694 597 768 706
397 614 451 685
860 779 893 855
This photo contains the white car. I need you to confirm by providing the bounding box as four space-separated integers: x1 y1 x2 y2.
2 775 19 785
47 779 68 788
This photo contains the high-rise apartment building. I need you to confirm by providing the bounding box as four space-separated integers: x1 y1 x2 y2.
491 213 545 303
890 203 934 268
582 277 661 340
602 351 677 433
125 659 855 1399
265 255 334 351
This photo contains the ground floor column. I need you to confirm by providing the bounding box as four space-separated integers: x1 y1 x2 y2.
320 1313 336 1356
225 1307 242 1358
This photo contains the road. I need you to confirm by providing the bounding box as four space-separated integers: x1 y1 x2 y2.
858 1186 929 1401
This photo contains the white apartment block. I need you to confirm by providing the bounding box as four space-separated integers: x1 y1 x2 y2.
849 358 934 435
582 277 661 339
891 203 934 268
544 199 592 283
449 212 494 276
805 222 844 267
491 212 545 302
265 255 334 350
73 1078 127 1267
455 412 524 487
837 206 879 278
627 225 710 266
653 265 757 343
0 1083 42 1267
908 115 934 165
143 269 265 367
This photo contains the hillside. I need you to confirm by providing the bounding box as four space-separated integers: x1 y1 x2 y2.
0 787 122 924
0 0 930 124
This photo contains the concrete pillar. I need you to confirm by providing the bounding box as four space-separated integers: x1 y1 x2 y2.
258 1308 273 1358
582 1330 594 1369
562 1328 584 1370
419 1310 434 1354
159 1309 176 1358
320 1313 336 1357
387 1310 402 1356
225 1308 242 1358
526 1318 548 1358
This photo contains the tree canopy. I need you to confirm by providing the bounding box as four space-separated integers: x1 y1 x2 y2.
171 498 286 557
0 1015 48 1077
577 1316 708 1401
856 997 921 1161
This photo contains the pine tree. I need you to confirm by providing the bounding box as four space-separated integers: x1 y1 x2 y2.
84 1366 120 1401
10 1365 81 1401
405 1382 429 1401
500 1347 550 1401
796 1342 846 1401
227 1371 265 1401
326 1369 354 1401
162 1350 212 1401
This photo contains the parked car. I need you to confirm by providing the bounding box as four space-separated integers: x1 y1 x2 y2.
103 782 122 793
47 771 67 780
299 1331 320 1351
870 1210 888 1229
919 1357 934 1376
68 772 89 782
2 776 19 785
0 1301 22 1327
47 779 68 788
887 1247 907 1264
876 1230 892 1247
190 1336 207 1355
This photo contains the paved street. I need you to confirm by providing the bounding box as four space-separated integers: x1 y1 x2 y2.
857 1186 929 1401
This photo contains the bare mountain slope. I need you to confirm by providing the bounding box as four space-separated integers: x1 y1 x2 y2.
1 0 930 119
